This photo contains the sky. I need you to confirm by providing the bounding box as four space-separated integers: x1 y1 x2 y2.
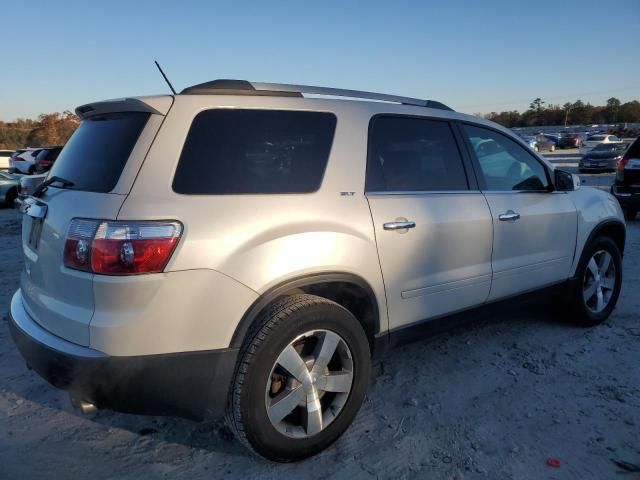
1 0 639 121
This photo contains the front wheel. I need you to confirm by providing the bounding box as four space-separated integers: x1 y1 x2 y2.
569 237 622 326
227 294 371 462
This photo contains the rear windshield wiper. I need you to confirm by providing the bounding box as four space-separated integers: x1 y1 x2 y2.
32 176 75 198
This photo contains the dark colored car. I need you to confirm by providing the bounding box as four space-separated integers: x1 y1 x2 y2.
0 171 20 207
558 133 584 149
34 146 63 172
534 134 556 152
611 137 640 220
579 143 627 173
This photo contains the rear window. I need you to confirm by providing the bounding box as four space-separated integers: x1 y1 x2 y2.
587 135 606 141
47 112 149 193
172 110 336 194
626 138 640 158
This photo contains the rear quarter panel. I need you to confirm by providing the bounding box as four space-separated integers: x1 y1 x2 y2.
117 96 389 346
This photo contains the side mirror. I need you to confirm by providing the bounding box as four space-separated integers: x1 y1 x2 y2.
554 169 580 191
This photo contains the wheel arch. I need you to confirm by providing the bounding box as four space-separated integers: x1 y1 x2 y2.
574 219 626 276
230 272 381 353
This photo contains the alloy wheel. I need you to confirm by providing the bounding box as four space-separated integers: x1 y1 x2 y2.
265 329 354 438
582 250 616 313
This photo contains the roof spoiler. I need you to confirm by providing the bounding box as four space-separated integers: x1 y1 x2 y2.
75 96 173 119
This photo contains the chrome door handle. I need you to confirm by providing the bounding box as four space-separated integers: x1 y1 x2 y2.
498 210 520 222
383 221 416 230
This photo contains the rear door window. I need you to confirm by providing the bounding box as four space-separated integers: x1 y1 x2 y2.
47 112 150 193
173 109 337 194
366 116 469 192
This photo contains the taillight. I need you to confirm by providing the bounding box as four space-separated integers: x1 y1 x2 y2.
617 154 630 172
64 219 182 275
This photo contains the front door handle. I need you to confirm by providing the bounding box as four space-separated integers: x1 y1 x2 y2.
498 210 520 222
383 220 416 230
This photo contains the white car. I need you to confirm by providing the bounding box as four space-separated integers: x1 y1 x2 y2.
579 134 622 156
10 148 42 174
9 80 626 462
0 150 16 169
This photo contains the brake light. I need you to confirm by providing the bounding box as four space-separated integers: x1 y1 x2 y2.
63 219 182 275
617 154 630 172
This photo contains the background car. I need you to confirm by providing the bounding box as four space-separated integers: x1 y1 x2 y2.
17 172 47 201
34 146 62 172
0 150 16 170
579 134 621 155
534 134 556 152
542 133 560 146
578 143 627 173
558 133 584 149
0 171 20 207
10 148 42 174
611 136 640 221
520 135 538 151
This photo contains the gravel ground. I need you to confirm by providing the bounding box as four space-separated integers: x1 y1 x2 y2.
1 160 639 479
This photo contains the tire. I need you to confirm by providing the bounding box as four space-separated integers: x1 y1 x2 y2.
227 294 371 462
4 188 17 208
28 165 36 175
578 168 585 174
568 236 622 327
624 209 637 221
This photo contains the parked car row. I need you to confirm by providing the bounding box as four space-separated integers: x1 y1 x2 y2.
7 146 62 174
0 150 16 169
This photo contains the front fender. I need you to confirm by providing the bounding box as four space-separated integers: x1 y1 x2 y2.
568 186 625 275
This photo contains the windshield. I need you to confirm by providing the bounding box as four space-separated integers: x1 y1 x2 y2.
47 112 150 193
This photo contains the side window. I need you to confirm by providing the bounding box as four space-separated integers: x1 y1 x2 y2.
462 124 550 192
173 110 336 194
366 116 468 192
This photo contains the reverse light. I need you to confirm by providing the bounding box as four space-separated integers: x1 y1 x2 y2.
64 219 182 275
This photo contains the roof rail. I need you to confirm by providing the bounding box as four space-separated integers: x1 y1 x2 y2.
180 79 453 111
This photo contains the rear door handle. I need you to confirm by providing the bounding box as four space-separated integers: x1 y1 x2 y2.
498 210 520 222
383 221 416 230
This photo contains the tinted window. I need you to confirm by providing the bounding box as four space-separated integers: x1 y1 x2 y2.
587 135 606 141
48 112 149 192
366 116 468 192
463 124 550 191
173 110 336 194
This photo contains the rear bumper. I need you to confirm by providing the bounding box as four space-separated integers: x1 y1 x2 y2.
611 185 640 209
8 290 238 421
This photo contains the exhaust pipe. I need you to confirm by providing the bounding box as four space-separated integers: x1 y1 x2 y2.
69 393 97 414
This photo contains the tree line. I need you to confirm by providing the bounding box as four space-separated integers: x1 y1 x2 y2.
481 97 640 129
0 112 79 150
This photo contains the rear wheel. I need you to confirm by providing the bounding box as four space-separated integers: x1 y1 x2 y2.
4 188 17 208
569 237 622 326
624 209 637 221
227 294 371 462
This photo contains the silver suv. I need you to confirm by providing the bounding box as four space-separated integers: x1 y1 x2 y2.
9 80 626 462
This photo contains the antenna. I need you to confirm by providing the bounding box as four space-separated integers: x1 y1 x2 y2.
154 60 177 95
